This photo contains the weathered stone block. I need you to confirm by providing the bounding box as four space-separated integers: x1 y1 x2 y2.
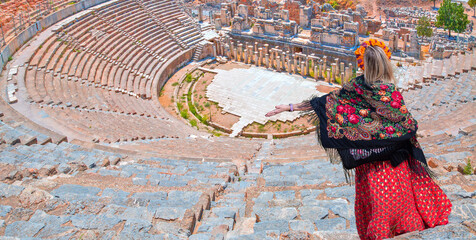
71 214 122 230
0 205 13 217
289 220 316 233
253 220 289 233
314 218 346 231
50 184 101 201
189 233 213 240
298 206 328 220
253 207 298 221
132 178 148 186
4 221 45 237
0 183 25 198
211 207 237 219
154 207 187 220
274 191 295 200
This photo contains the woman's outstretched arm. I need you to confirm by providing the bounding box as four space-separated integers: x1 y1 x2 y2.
265 102 312 117
265 85 338 117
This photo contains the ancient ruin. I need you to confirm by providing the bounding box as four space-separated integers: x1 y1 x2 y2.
0 0 474 239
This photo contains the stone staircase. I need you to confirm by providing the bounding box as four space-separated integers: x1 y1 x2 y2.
192 43 204 62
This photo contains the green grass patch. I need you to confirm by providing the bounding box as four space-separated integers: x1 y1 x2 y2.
185 73 192 83
180 110 189 119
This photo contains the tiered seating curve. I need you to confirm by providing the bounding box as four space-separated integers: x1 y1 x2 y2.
21 0 203 142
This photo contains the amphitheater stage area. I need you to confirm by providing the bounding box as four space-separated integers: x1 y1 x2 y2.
0 0 474 239
206 66 328 137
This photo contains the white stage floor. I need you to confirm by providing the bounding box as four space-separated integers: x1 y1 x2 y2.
206 66 328 137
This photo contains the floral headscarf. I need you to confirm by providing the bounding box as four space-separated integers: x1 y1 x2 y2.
355 39 392 70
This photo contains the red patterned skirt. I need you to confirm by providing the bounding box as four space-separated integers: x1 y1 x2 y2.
354 158 452 240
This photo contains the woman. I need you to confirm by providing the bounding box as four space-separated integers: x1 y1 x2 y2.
265 39 451 240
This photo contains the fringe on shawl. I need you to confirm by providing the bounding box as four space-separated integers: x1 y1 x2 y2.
299 96 355 184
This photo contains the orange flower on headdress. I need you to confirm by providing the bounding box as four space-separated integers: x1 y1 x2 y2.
355 39 392 70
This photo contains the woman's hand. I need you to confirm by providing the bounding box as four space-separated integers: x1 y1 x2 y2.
265 105 290 117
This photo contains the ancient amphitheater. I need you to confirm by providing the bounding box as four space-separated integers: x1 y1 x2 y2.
0 0 474 239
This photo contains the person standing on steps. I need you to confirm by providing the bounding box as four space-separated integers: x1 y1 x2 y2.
265 39 452 240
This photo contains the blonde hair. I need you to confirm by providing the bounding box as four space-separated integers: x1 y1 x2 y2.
363 46 395 85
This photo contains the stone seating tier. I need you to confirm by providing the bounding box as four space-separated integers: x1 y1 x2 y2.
25 68 164 117
37 105 179 143
403 71 475 123
0 140 238 239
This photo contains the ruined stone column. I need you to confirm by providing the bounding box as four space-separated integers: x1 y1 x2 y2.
326 68 331 83
238 43 243 61
230 42 234 59
300 60 305 76
266 53 270 68
318 62 323 79
287 53 292 73
243 47 247 63
341 72 345 84
304 56 309 76
344 67 349 84
264 44 269 55
331 63 337 82
225 44 231 59
276 56 281 71
314 65 319 80
340 62 345 74
323 56 327 70
294 56 299 73
258 48 263 66
254 51 259 66
269 52 274 68
248 46 254 64
280 51 285 71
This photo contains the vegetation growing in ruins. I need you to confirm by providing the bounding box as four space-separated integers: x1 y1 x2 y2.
463 158 473 175
436 0 469 37
325 0 356 10
416 16 433 39
469 0 476 17
327 0 340 10
185 73 193 83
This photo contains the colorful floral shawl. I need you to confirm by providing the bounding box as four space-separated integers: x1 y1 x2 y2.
307 76 432 182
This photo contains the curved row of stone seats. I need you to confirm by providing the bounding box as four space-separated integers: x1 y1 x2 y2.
111 136 263 161
0 141 122 182
26 0 187 100
142 0 204 47
0 119 51 146
25 67 164 117
0 99 69 145
0 146 238 239
403 70 475 122
37 105 181 143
